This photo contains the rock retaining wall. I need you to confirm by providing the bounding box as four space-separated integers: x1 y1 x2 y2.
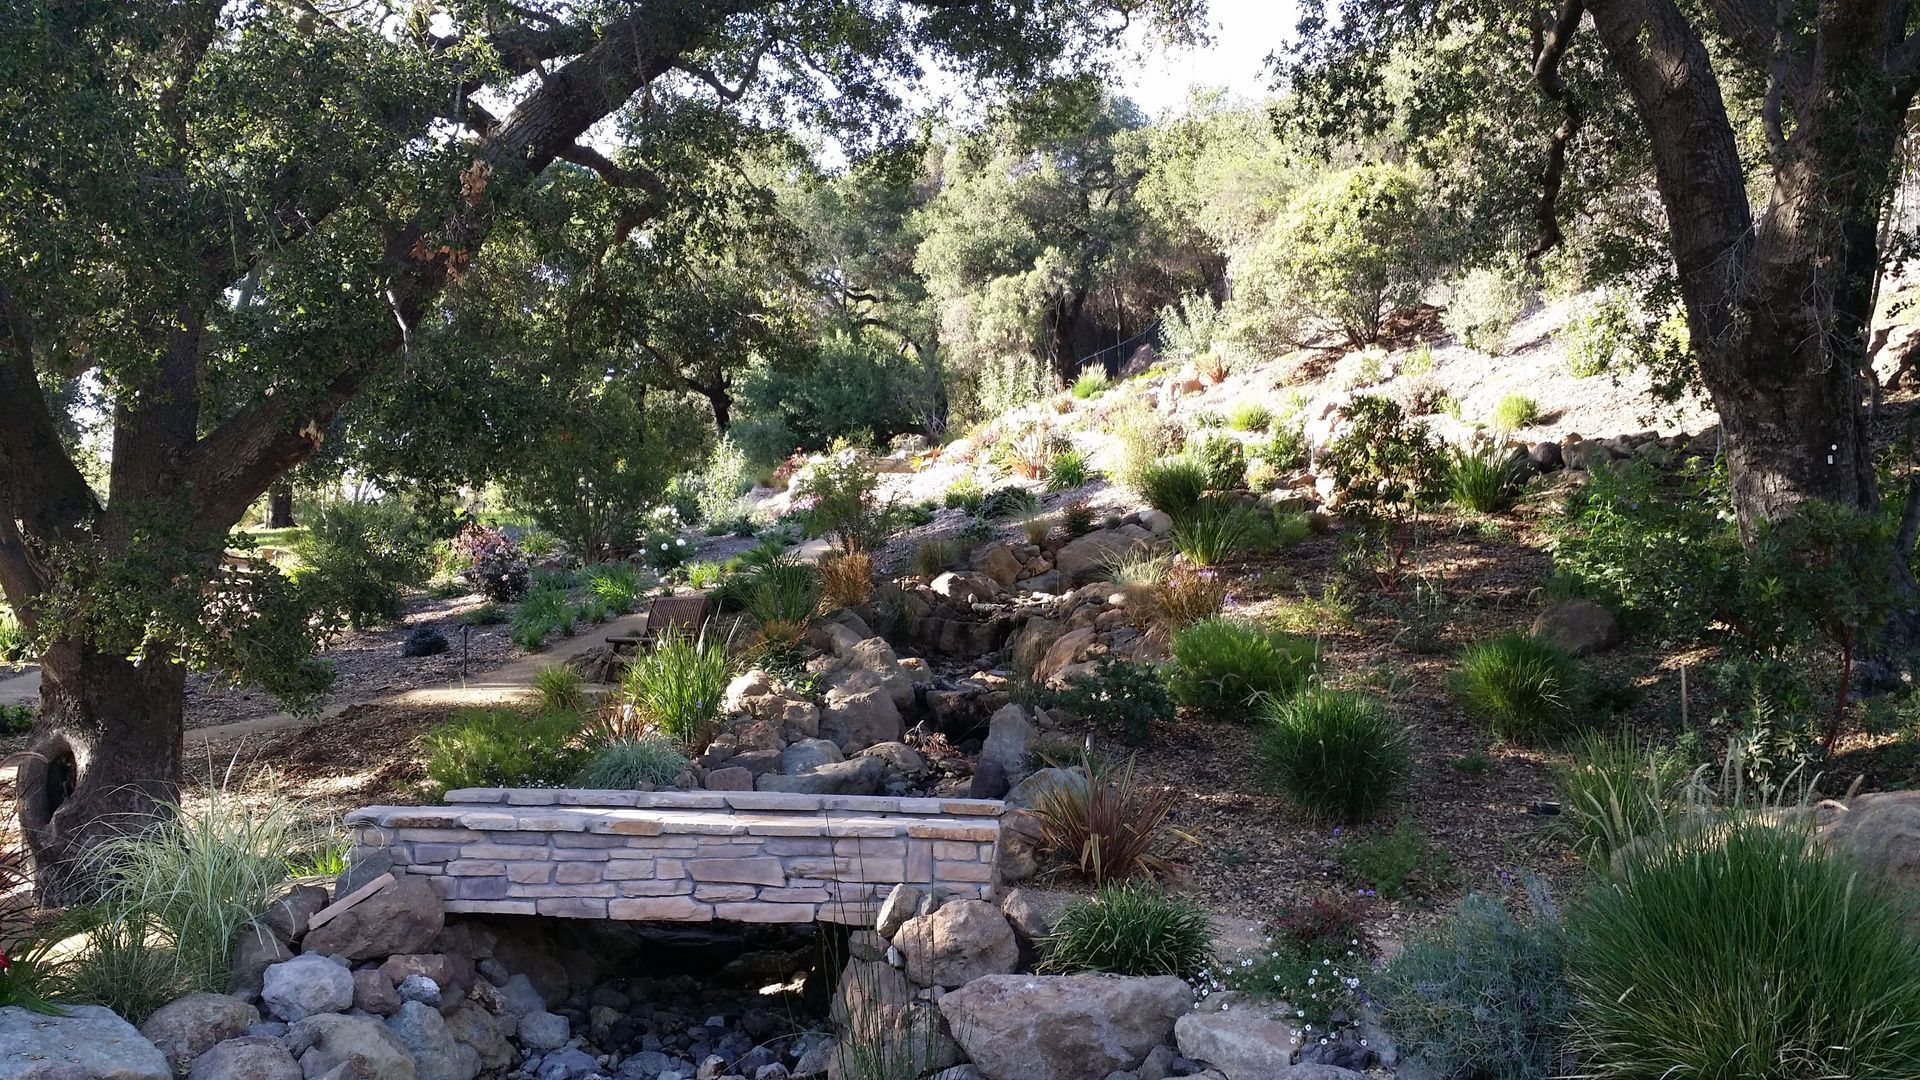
345 789 1003 925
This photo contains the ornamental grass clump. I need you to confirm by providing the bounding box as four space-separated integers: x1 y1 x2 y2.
533 663 587 713
574 736 689 789
1040 882 1214 979
621 627 732 749
423 707 588 793
1451 632 1578 743
1259 688 1411 823
1168 617 1317 721
1028 751 1192 884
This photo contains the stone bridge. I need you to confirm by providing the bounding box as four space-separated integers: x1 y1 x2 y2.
344 789 1003 925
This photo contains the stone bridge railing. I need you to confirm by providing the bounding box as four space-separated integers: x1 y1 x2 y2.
344 789 1003 925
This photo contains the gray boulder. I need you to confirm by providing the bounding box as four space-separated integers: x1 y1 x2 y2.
979 705 1036 783
261 955 353 1023
140 992 261 1073
300 876 442 962
937 975 1193 1080
0 1004 171 1080
226 923 294 999
756 757 885 795
874 883 926 939
387 1001 481 1080
892 899 1019 988
188 1037 301 1080
1530 598 1622 656
1173 996 1301 1080
820 685 904 752
287 1013 418 1080
1055 530 1147 586
442 1002 513 1072
518 1010 570 1051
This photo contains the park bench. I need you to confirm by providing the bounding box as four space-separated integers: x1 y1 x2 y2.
606 592 711 655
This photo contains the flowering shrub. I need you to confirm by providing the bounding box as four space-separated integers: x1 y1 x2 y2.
644 532 693 573
452 524 530 601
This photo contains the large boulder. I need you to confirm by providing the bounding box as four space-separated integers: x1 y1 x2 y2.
937 974 1193 1080
300 875 443 961
892 899 1019 988
825 638 917 711
260 956 353 1023
226 923 294 999
978 705 1036 783
972 546 1025 588
1821 790 1920 894
930 572 1002 606
287 1013 418 1080
386 1001 481 1080
756 757 885 795
1054 530 1146 586
820 686 904 752
0 1004 171 1080
1009 619 1065 676
1174 995 1302 1080
140 993 261 1073
1530 599 1622 656
1032 627 1096 688
188 1037 301 1080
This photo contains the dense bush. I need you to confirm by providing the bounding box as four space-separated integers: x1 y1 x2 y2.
1160 290 1222 364
1108 403 1184 491
1548 459 1728 635
1443 264 1531 353
1371 881 1570 1080
1049 657 1177 746
511 583 574 650
1040 883 1214 980
297 501 433 628
400 626 448 657
1562 291 1633 378
1320 396 1445 522
1259 688 1410 823
622 628 732 748
738 329 933 453
453 523 530 601
1168 617 1316 720
643 532 694 573
534 663 587 713
1188 434 1247 491
1447 442 1530 512
1452 632 1578 743
743 559 821 646
586 562 643 614
1224 402 1271 432
945 475 985 512
0 606 31 664
1048 448 1092 490
1138 458 1210 520
794 448 890 553
1071 367 1110 398
1569 821 1920 1078
575 736 689 789
422 708 588 793
979 484 1041 520
1225 894 1372 1041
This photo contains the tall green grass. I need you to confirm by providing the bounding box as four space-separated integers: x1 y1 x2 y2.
422 707 587 793
1168 617 1317 721
1259 689 1411 823
621 627 733 749
1552 729 1692 866
1447 443 1529 513
1451 632 1578 743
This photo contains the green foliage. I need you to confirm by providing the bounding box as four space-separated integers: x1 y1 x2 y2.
643 533 695 573
512 584 573 650
1224 402 1272 432
1563 292 1634 377
1168 617 1317 721
1448 442 1530 512
1319 396 1445 522
1071 367 1111 398
1225 164 1432 348
1060 498 1097 537
621 627 733 749
574 736 689 790
979 485 1041 520
695 438 756 525
1138 458 1210 520
1372 882 1570 1080
533 663 587 713
1569 820 1920 1079
1452 633 1579 743
1108 402 1184 491
1259 689 1410 823
1170 499 1260 566
0 607 31 665
742 559 822 637
1549 460 1728 635
464 602 508 626
794 448 890 554
912 537 965 578
1254 425 1308 472
1047 448 1092 490
1490 393 1541 432
1160 291 1223 364
945 475 985 512
0 702 32 734
1337 819 1443 899
1048 657 1177 746
295 501 432 629
1443 265 1532 353
1401 343 1435 376
422 708 587 794
741 330 934 454
1552 729 1690 866
586 562 643 615
1187 434 1247 490
1224 894 1372 1040
1040 883 1214 980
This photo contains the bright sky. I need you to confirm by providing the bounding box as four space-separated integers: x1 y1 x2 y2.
1116 0 1297 117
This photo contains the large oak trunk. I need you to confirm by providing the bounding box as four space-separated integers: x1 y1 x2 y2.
17 639 185 904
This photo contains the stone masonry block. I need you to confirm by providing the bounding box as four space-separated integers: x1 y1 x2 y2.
688 857 786 885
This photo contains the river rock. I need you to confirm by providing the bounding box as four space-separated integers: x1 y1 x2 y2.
893 899 1019 987
188 1036 302 1080
287 1013 418 1080
261 955 353 1023
1174 995 1301 1080
141 993 261 1073
0 1004 171 1080
387 1001 481 1080
937 974 1193 1080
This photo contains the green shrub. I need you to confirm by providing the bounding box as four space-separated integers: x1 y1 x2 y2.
1337 819 1443 899
1225 894 1373 1040
464 602 508 626
50 912 192 1024
1108 403 1183 491
1563 292 1632 378
1268 510 1312 547
1254 425 1307 472
1047 448 1092 490
1224 402 1272 432
1048 657 1177 746
1443 264 1531 353
575 736 689 789
1040 883 1214 980
1138 459 1210 520
695 437 755 524
1371 881 1570 1080
1553 729 1690 867
955 516 996 546
0 702 31 734
912 537 964 578
1490 393 1540 432
1160 291 1222 364
296 501 432 629
1448 442 1529 512
1401 343 1435 376
979 485 1041 520
1320 396 1445 522
533 663 586 713
1259 689 1410 823
586 562 643 614
1170 500 1259 566
622 627 732 748
0 607 32 665
1188 434 1247 491
685 560 727 590
1569 820 1920 1079
422 708 587 793
1071 368 1110 399
945 475 985 511
1452 632 1578 743
643 532 695 573
1548 459 1729 634
1060 499 1097 538
511 584 573 650
1168 617 1317 721
793 448 889 554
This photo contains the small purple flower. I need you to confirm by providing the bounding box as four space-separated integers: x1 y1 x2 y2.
1330 826 1342 837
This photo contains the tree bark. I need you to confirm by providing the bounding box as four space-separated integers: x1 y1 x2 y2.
267 481 296 529
16 639 185 904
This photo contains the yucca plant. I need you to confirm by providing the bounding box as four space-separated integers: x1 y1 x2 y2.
1260 689 1412 823
1040 883 1215 979
1447 443 1529 513
622 626 732 749
1028 751 1192 884
1452 632 1579 743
